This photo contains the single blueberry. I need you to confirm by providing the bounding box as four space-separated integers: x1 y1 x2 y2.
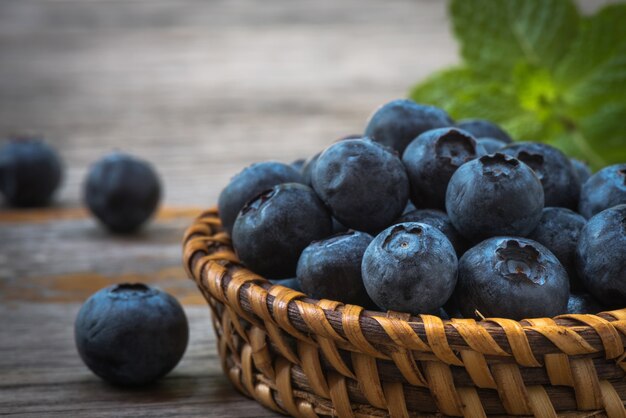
364 99 453 154
454 237 569 320
269 277 302 293
297 231 375 307
0 137 63 207
567 292 605 314
477 137 507 154
576 204 626 308
218 161 303 235
502 142 581 209
74 283 189 386
570 158 592 185
402 127 484 210
312 138 409 234
361 223 458 314
455 119 512 143
232 183 332 279
578 164 626 219
446 153 544 241
528 207 587 290
397 209 467 256
84 152 161 234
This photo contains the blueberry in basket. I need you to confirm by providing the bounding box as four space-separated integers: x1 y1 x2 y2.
402 127 485 210
364 99 453 154
311 137 409 234
232 183 332 279
446 153 544 241
576 204 626 309
218 161 304 235
455 119 512 143
578 163 626 219
453 237 569 320
75 283 188 386
297 230 375 307
0 136 63 207
84 152 161 233
361 222 458 314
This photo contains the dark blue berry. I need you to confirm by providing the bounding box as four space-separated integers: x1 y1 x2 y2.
567 292 605 314
84 153 161 234
312 138 409 234
397 209 467 256
364 99 453 154
446 153 544 241
455 119 512 143
477 137 507 154
570 158 592 185
402 127 484 210
0 137 63 207
579 164 626 219
576 204 626 309
502 142 581 209
218 161 303 236
454 238 569 320
528 207 587 290
297 231 375 307
361 223 458 314
74 283 188 386
232 183 332 279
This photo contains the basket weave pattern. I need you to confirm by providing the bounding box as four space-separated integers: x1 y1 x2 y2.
183 209 626 417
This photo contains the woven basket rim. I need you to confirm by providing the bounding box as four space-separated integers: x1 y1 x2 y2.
183 207 626 365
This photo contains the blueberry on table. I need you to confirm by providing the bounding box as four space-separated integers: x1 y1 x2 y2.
576 204 626 309
570 158 592 185
0 137 63 207
528 207 587 290
501 142 581 209
567 292 605 314
218 161 303 235
455 119 512 143
312 138 409 234
84 152 161 234
454 237 569 320
361 222 458 314
579 164 626 219
74 283 189 386
402 127 484 210
477 137 507 154
297 231 375 307
446 153 544 242
397 208 467 256
232 183 332 279
364 99 453 154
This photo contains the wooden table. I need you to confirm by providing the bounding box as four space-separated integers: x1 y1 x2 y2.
0 0 610 416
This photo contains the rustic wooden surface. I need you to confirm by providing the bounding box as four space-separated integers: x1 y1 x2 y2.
0 0 613 417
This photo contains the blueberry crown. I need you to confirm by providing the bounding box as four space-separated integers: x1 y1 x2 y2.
495 239 546 285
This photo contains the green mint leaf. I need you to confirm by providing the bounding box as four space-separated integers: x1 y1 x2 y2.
450 0 580 74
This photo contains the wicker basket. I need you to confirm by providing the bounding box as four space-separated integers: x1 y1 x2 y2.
183 208 626 417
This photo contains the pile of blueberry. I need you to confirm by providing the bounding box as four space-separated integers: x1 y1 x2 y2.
220 99 626 320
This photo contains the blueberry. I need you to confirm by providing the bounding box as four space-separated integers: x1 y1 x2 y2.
364 99 453 154
477 137 507 154
232 183 332 279
269 277 302 293
579 164 626 219
361 223 458 314
567 292 605 314
84 153 161 234
397 209 467 256
576 204 626 308
312 138 409 234
501 142 581 209
454 238 569 320
301 152 320 186
402 127 484 210
297 231 375 307
528 207 587 290
570 158 592 185
0 137 63 207
455 119 512 143
446 153 544 241
74 283 189 386
218 161 303 235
